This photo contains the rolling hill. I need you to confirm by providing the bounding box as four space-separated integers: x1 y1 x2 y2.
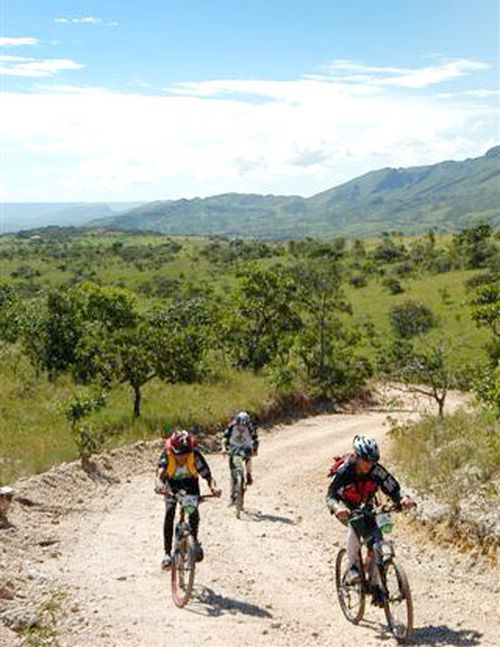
61 148 500 238
15 146 500 240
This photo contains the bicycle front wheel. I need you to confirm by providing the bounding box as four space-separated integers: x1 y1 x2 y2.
382 559 413 643
335 548 365 624
171 536 196 608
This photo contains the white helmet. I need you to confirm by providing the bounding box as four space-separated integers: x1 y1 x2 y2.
235 411 250 425
353 435 380 462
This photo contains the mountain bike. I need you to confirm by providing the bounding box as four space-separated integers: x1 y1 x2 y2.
335 503 413 643
229 449 248 519
170 490 218 608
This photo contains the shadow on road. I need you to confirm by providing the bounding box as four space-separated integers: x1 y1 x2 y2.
244 509 296 525
189 586 273 619
411 625 483 646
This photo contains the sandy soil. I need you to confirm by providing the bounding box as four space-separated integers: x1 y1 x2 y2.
1 391 498 646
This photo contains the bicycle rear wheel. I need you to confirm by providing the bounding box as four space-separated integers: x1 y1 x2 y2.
171 536 196 608
335 548 365 624
382 559 413 643
235 471 245 519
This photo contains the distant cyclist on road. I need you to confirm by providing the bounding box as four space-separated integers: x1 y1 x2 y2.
155 430 220 570
326 435 414 606
223 411 258 504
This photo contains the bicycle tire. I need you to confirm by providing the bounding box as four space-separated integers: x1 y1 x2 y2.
382 559 413 643
235 471 244 519
171 535 196 608
335 548 365 624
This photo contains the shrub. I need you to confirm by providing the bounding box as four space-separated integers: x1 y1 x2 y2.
382 277 404 295
349 274 367 289
389 300 435 338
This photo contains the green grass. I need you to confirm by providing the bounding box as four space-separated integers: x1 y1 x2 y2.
0 343 274 483
389 408 500 505
347 269 490 367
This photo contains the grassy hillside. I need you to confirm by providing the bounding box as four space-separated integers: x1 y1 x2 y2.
0 227 496 483
92 147 500 238
0 350 274 483
348 269 491 368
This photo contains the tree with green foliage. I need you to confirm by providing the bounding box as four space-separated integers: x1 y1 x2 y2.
382 276 404 295
291 260 371 399
112 324 156 417
224 265 301 370
71 281 138 331
378 338 457 417
110 299 212 417
470 280 500 363
472 365 500 417
64 392 107 465
389 300 436 339
18 282 139 383
0 284 20 343
452 223 495 269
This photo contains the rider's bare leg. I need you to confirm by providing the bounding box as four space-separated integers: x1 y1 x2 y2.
245 456 253 484
346 526 362 570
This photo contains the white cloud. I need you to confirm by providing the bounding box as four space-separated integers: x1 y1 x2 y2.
1 60 497 201
0 37 38 46
324 57 490 89
55 16 117 26
55 16 102 25
0 57 84 77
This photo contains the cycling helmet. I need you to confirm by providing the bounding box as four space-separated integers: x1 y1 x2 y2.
352 435 379 462
169 430 195 454
235 411 250 425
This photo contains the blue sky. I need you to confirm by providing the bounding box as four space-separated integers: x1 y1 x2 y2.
1 0 499 201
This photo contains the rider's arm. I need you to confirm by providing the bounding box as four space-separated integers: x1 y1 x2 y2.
371 463 402 507
155 452 168 492
222 425 232 452
194 450 214 487
156 451 167 483
326 463 352 514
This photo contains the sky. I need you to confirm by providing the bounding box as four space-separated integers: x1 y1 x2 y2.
0 0 499 202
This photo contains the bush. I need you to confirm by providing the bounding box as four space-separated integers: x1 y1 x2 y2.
473 365 500 416
389 300 436 338
349 274 367 289
382 277 404 295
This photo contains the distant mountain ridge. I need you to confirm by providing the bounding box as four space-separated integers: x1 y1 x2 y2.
91 147 500 239
7 148 499 238
0 202 143 233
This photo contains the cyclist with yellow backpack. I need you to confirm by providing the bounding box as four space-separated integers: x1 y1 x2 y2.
155 430 220 570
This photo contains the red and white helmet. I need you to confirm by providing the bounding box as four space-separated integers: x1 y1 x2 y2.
167 430 196 454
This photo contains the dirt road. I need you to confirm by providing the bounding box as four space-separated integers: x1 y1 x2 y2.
2 399 498 645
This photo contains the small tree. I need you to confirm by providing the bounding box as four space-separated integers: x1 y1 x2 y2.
452 223 495 269
389 300 436 339
382 277 404 295
64 392 107 466
379 338 456 417
470 280 500 363
473 365 500 417
291 260 371 399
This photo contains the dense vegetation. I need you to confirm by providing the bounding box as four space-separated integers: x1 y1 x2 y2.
93 147 500 238
0 223 498 483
